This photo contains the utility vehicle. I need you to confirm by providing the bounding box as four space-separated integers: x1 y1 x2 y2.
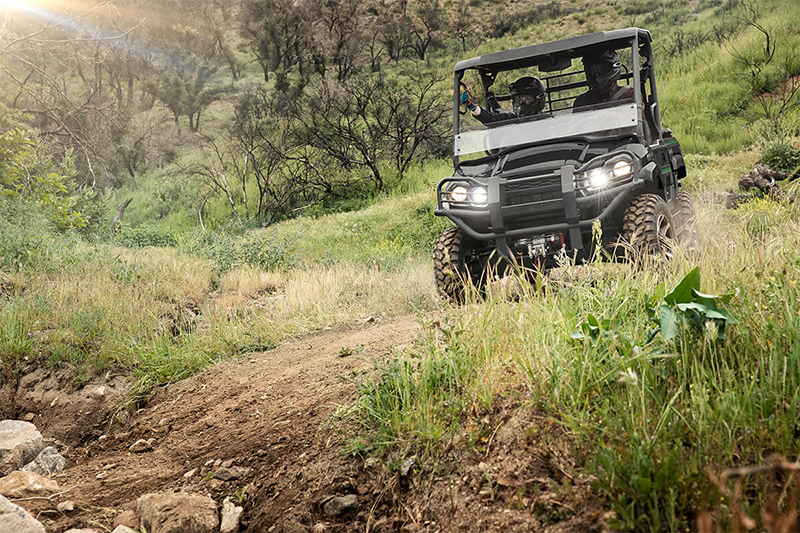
434 28 696 301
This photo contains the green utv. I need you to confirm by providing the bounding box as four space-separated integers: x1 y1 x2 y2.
434 28 697 301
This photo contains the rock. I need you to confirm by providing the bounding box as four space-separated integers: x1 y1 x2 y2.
22 446 67 476
0 470 59 498
136 492 219 533
323 494 358 517
111 527 140 533
129 438 154 453
220 497 243 533
64 529 103 533
0 493 46 533
183 468 197 479
221 459 234 468
213 466 248 482
113 509 139 529
0 420 44 475
57 500 75 512
399 455 417 477
313 523 327 532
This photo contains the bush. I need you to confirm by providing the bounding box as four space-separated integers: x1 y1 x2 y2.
0 197 54 270
180 228 297 274
115 225 179 248
761 142 800 173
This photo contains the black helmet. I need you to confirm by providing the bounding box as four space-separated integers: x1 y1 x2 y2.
509 76 546 116
583 49 622 91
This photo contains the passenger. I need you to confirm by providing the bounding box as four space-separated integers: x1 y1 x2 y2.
573 49 634 109
461 76 546 124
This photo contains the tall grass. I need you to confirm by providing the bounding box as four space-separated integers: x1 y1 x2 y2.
0 193 443 408
344 152 800 530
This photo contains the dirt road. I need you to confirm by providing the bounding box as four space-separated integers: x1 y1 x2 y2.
9 314 604 532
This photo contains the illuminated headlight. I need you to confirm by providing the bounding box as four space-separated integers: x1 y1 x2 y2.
587 169 609 189
613 160 633 178
470 186 488 206
449 185 468 202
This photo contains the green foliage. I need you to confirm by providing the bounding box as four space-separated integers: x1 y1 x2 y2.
651 267 736 346
115 225 179 248
180 228 298 274
0 197 53 271
761 142 800 172
0 104 92 231
340 322 481 456
732 196 794 239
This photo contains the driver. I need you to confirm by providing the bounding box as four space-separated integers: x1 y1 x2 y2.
573 49 634 109
461 76 546 124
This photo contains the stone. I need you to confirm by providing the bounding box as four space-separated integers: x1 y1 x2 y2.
0 470 59 498
0 420 44 476
213 466 248 482
220 497 243 533
136 492 219 533
183 468 197 479
112 509 139 529
129 439 154 453
22 446 67 476
0 493 46 533
111 527 140 533
57 500 75 512
313 524 327 532
323 494 358 517
64 529 103 533
399 455 417 477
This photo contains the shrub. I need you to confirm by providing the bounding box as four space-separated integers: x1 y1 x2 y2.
114 225 179 248
761 142 800 173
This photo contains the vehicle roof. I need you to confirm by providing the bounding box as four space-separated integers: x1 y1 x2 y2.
454 27 652 72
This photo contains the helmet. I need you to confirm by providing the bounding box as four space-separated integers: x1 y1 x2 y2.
509 76 546 116
583 49 622 91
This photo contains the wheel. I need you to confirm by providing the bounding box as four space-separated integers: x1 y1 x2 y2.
433 226 484 302
676 191 700 250
621 194 676 260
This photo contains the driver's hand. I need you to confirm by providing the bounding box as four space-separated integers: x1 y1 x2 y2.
460 91 476 110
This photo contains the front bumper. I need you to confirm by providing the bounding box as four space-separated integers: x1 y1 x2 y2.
435 162 657 258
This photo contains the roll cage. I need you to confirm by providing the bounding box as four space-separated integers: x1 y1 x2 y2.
453 28 662 164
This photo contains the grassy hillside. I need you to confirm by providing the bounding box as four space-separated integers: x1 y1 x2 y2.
76 0 800 231
2 0 800 530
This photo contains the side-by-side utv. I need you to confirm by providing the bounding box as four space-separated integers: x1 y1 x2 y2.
434 28 697 301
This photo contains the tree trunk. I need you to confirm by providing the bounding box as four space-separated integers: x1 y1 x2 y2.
110 198 133 233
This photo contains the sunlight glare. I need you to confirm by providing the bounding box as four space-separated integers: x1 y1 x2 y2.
0 0 29 9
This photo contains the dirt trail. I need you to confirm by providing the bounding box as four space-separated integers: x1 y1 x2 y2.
17 314 604 533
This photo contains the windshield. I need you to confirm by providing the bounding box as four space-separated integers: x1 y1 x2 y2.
455 42 646 157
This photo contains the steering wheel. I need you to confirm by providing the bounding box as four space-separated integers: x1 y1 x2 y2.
459 81 472 115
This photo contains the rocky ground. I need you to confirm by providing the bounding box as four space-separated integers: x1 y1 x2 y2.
0 315 608 532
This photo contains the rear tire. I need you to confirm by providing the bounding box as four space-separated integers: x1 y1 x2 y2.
621 194 676 260
433 226 483 302
676 191 700 250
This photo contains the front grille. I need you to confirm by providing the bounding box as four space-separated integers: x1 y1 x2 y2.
501 171 567 229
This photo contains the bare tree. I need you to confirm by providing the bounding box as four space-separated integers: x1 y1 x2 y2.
728 2 800 124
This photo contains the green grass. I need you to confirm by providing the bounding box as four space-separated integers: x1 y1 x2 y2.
342 152 800 530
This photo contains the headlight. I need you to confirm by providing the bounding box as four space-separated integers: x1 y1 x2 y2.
612 160 633 178
469 186 488 206
587 169 609 189
449 185 468 202
576 155 635 193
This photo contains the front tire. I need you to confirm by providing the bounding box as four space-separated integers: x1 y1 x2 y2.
433 226 483 302
621 194 676 260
